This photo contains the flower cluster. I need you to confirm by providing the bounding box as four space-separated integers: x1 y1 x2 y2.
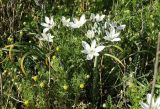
60 13 126 60
61 14 86 28
90 13 105 22
84 14 125 60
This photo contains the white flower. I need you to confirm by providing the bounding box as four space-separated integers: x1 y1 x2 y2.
81 40 105 60
85 30 95 39
90 14 105 22
69 14 86 28
95 14 105 22
140 94 160 109
111 23 126 30
61 16 70 27
116 24 126 30
103 24 120 42
41 16 55 33
40 32 54 42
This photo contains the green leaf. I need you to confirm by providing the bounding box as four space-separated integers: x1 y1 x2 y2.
106 45 124 52
104 53 124 67
20 52 32 75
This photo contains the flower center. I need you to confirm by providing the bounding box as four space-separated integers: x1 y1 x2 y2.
89 49 95 54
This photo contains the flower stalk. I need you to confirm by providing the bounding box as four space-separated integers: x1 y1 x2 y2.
92 56 98 107
47 40 51 87
149 33 160 109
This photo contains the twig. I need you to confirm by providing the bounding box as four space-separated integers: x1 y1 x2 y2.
8 95 23 103
3 93 23 103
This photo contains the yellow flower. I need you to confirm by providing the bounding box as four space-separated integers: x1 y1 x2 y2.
20 30 23 37
7 37 13 42
52 55 56 60
56 47 60 51
39 82 45 88
63 84 68 90
24 100 29 106
80 83 84 89
32 76 38 81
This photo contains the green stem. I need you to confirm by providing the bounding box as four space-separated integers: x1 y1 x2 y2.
92 56 98 107
94 56 98 68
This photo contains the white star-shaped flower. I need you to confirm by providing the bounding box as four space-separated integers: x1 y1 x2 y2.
103 24 120 42
85 30 95 39
39 32 54 42
81 40 105 60
110 23 126 30
95 14 105 22
61 16 70 27
90 14 105 22
69 14 86 28
140 94 160 109
41 16 55 33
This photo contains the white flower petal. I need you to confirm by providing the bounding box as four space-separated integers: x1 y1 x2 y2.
94 52 99 56
147 94 155 107
80 14 85 21
41 23 49 28
140 102 149 109
105 31 110 36
43 28 50 33
50 17 53 24
110 26 116 35
95 46 105 52
80 14 86 25
87 54 94 60
104 36 111 41
111 38 121 42
70 22 79 28
100 15 105 20
81 50 89 54
82 41 90 50
73 18 78 23
112 32 120 38
117 25 126 30
67 18 70 22
62 16 65 21
111 22 117 27
40 32 53 42
91 40 96 49
45 16 50 24
156 96 160 106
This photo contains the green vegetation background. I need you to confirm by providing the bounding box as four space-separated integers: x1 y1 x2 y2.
0 0 160 108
